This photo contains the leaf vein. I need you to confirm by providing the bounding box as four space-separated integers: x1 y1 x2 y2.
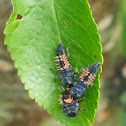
52 0 62 43
54 1 99 51
60 29 95 62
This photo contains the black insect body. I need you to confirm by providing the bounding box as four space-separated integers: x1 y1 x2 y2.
62 100 79 117
55 44 74 87
69 62 100 99
79 62 101 86
55 44 82 117
53 44 101 117
59 67 74 86
60 90 79 117
70 82 86 99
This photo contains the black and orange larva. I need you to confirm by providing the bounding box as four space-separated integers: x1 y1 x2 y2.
59 89 87 117
59 90 79 117
55 43 70 71
79 62 100 86
53 44 100 117
55 44 74 87
69 62 100 99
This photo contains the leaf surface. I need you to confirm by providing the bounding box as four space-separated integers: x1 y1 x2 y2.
4 0 102 126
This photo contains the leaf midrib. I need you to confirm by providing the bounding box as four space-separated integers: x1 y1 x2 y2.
52 0 62 43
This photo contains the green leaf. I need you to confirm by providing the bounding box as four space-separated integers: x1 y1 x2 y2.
4 0 102 126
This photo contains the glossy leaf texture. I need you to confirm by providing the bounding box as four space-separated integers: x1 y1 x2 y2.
4 0 103 126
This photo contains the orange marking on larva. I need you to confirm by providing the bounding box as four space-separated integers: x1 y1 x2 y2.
80 69 89 81
64 94 73 103
55 56 59 59
58 68 64 71
60 57 63 61
59 55 62 58
59 95 64 105
55 56 60 62
55 55 65 71
56 60 60 62
59 97 64 105
62 54 70 69
84 74 96 85
55 54 70 70
55 55 62 59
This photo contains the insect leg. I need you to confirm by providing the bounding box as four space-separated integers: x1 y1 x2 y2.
66 47 69 61
78 96 85 102
59 85 65 93
49 68 58 71
78 108 87 111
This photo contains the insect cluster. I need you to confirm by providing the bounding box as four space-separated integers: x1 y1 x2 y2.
53 44 100 117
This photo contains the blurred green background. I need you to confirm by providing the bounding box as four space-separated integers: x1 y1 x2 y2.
0 0 126 126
